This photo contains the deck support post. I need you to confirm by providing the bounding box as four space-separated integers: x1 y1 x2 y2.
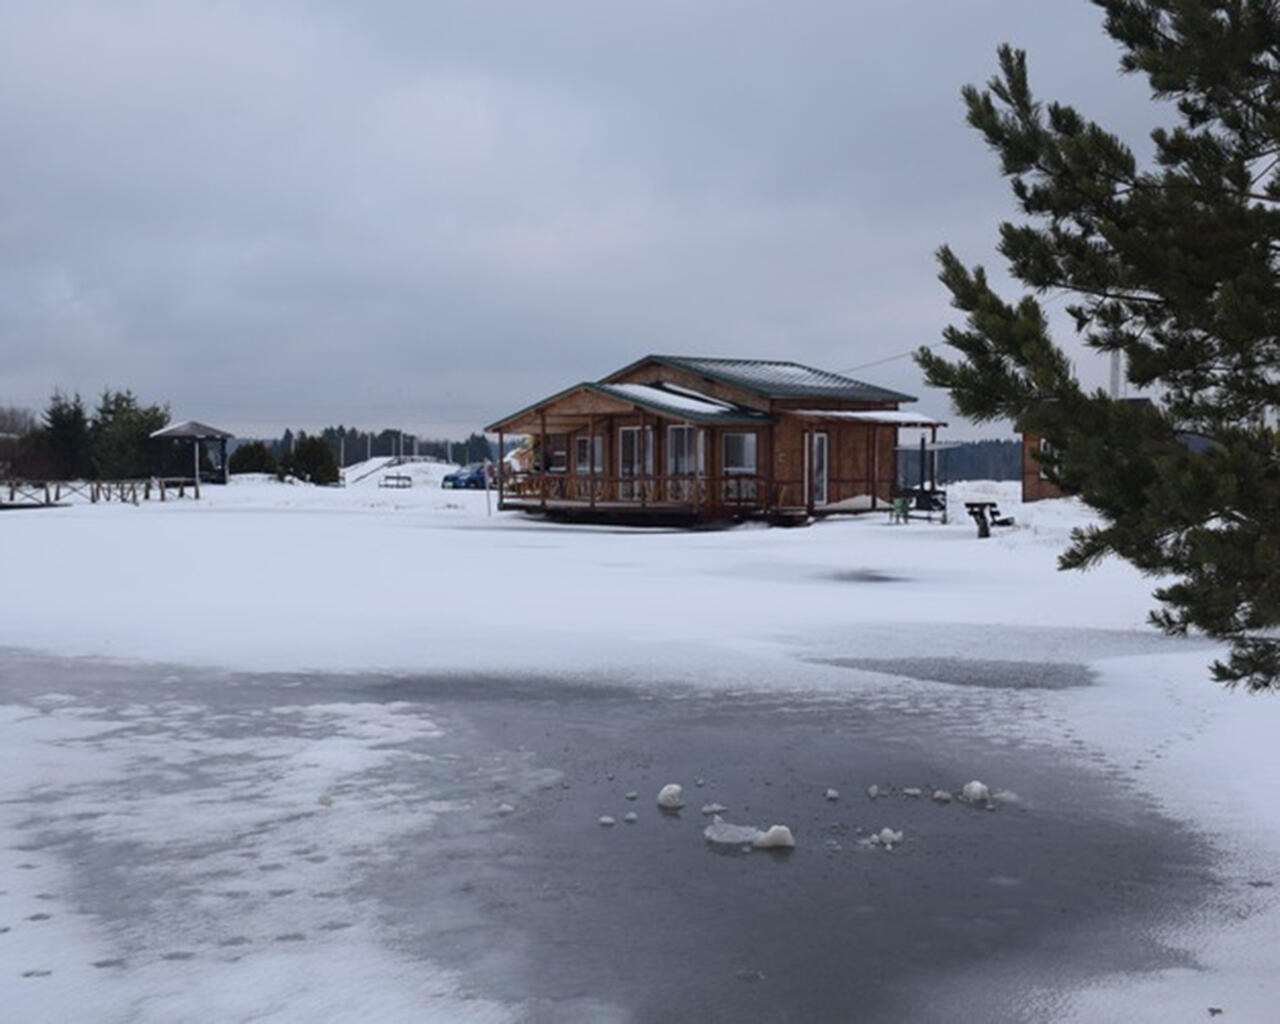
588 415 596 510
540 410 548 511
497 431 505 509
871 424 879 510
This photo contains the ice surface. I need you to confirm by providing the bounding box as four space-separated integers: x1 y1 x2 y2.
2 478 1277 1021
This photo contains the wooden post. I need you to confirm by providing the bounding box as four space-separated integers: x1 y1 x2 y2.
497 430 505 509
871 424 879 509
588 415 596 510
638 409 647 509
540 410 548 511
193 439 201 500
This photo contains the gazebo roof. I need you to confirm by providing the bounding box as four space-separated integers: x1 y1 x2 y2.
150 420 235 440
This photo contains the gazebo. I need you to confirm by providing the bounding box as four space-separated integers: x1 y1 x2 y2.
150 420 235 495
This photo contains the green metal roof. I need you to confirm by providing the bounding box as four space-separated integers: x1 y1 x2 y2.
614 355 915 403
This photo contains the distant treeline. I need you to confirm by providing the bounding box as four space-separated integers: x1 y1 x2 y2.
0 391 187 480
243 427 496 468
897 439 1020 487
0 394 501 482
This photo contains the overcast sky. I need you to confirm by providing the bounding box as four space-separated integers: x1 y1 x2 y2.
1 1 1162 439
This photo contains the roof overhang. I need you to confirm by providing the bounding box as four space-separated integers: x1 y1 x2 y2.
150 419 235 440
487 382 774 433
789 409 948 428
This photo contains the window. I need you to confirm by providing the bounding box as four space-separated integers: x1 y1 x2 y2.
722 432 757 474
1037 436 1053 480
666 426 705 476
545 435 568 473
575 435 604 475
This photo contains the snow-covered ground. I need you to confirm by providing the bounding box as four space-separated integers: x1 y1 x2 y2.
0 478 1276 1021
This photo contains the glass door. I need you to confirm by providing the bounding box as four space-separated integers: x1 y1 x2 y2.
811 432 829 506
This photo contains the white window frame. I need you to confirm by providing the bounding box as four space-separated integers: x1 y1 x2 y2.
618 426 654 477
666 425 705 476
722 432 757 475
575 434 604 475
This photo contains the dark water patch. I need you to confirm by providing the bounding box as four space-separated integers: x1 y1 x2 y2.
825 569 905 584
373 689 1211 1024
821 656 1096 690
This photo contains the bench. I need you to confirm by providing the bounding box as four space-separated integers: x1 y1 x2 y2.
963 501 1015 538
379 474 413 489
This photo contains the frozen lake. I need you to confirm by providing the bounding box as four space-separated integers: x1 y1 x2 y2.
1 478 1277 1020
0 647 1228 1023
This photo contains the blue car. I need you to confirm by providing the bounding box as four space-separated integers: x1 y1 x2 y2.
442 462 488 489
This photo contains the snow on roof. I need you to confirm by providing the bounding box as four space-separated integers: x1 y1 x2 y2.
635 356 917 403
792 409 948 427
150 419 235 440
594 383 771 423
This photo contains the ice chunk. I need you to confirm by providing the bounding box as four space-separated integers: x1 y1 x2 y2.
701 802 728 815
695 778 705 787
961 780 991 804
623 812 638 824
753 825 796 849
625 791 638 801
867 827 904 850
932 789 952 803
496 802 516 816
657 784 684 809
598 815 616 827
824 788 840 801
902 787 922 798
702 816 796 850
866 784 880 799
992 789 1020 804
703 816 763 847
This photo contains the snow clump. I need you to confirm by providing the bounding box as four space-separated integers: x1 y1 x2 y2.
867 827 904 850
657 784 685 809
902 787 922 798
824 788 840 801
701 802 728 815
702 816 796 851
496 803 516 816
961 780 991 804
753 825 796 849
598 815 616 827
932 789 952 804
623 812 638 824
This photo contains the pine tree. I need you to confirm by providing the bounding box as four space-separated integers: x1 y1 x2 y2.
917 1 1280 691
41 391 92 479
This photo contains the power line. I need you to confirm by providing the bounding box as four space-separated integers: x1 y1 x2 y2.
835 344 935 375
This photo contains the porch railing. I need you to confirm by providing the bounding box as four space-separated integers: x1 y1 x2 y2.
502 472 768 510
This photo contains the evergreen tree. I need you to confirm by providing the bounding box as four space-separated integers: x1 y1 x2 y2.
40 391 91 479
228 441 278 475
284 435 340 484
89 389 169 478
916 1 1280 690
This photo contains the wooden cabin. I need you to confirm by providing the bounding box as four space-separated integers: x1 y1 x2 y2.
486 355 946 522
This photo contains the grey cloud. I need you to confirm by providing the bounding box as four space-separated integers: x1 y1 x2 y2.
1 1 1163 437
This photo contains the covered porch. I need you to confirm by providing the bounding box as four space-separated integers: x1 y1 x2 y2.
487 382 783 520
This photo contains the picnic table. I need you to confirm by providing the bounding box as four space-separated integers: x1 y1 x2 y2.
964 501 1014 539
